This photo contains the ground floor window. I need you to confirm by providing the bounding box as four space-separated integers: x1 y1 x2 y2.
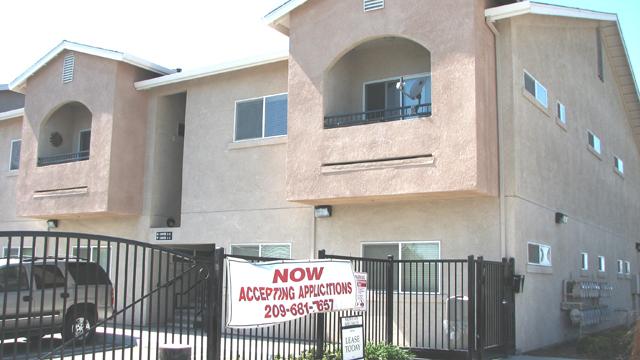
2 246 33 258
72 245 111 274
230 243 291 259
528 242 551 266
362 241 440 293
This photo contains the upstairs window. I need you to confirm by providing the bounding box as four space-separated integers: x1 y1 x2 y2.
581 252 588 271
624 261 631 274
598 256 605 272
9 139 21 171
230 244 291 259
588 131 602 155
617 259 624 274
557 102 566 125
528 242 551 266
234 93 287 141
614 156 624 175
524 71 548 108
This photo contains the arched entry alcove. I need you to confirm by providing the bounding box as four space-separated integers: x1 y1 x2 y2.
38 102 92 166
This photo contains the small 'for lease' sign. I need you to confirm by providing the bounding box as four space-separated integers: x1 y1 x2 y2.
341 315 364 360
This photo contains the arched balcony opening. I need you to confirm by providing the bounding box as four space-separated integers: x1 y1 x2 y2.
324 37 431 128
38 102 92 166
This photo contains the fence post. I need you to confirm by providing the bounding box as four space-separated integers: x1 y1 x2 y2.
315 249 327 359
476 256 485 360
467 256 476 360
507 258 516 354
386 254 394 345
207 245 224 360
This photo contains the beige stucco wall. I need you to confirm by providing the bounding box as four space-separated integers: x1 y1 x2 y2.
285 0 499 204
144 61 314 258
496 15 640 351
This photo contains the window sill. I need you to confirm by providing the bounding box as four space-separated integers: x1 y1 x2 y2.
6 170 18 177
596 271 607 279
228 136 287 150
587 145 602 160
527 264 553 275
614 167 624 179
555 117 567 131
579 270 590 278
522 89 550 117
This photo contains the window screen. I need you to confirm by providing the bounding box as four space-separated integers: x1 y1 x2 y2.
528 243 541 264
32 265 66 289
261 244 290 259
230 245 260 257
524 73 536 96
264 94 287 137
10 140 21 171
588 132 601 154
235 99 263 140
79 130 91 153
0 266 29 291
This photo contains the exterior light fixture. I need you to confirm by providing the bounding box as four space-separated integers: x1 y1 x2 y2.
555 212 568 224
314 206 332 218
47 219 59 229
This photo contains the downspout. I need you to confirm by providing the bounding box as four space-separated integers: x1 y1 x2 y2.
487 19 507 259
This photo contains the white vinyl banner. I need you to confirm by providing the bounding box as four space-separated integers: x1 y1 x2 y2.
226 257 358 328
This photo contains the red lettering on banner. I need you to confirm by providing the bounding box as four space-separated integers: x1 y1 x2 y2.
272 267 325 283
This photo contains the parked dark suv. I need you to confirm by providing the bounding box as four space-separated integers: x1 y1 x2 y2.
0 258 114 342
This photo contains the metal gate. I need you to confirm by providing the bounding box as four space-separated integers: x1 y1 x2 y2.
0 231 215 360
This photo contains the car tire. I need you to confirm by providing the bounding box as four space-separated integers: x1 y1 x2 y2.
63 307 96 343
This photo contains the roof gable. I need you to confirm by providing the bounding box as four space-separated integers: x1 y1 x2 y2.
9 41 175 93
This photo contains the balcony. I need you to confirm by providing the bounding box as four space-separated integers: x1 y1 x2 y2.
324 103 432 129
37 150 90 166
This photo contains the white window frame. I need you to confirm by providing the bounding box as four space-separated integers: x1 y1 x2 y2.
361 240 441 294
71 245 112 276
362 72 432 113
617 259 624 274
523 70 548 108
78 129 91 153
587 130 602 156
556 101 567 126
229 243 291 259
624 261 631 274
233 92 288 142
2 246 33 258
614 156 624 175
9 139 21 171
580 252 589 271
527 242 552 267
597 256 606 272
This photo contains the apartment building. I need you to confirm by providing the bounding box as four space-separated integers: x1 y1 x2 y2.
0 0 639 352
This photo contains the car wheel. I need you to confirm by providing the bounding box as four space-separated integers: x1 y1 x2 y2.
64 308 96 342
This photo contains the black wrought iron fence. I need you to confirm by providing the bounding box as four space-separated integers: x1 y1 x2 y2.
0 231 213 360
324 103 432 129
37 151 90 166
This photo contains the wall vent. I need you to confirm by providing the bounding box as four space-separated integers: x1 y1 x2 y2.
364 0 384 12
62 54 75 83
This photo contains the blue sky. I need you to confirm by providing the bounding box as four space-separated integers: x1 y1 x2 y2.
0 0 638 87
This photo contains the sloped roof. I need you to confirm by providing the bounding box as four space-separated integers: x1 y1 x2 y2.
135 51 289 90
486 1 640 149
0 108 24 122
9 41 175 93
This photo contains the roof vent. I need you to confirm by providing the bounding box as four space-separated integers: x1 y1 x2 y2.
364 0 384 12
62 54 75 84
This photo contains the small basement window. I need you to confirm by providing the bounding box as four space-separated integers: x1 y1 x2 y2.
528 242 551 266
588 131 602 155
614 156 624 175
524 71 548 108
581 252 588 271
597 256 605 272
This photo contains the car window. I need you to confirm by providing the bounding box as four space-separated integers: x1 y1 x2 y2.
31 265 66 289
66 262 111 285
0 265 29 291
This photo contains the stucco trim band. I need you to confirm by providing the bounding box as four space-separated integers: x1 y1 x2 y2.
33 186 89 199
321 155 434 174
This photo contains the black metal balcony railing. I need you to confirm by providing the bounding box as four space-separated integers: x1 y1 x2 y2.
37 150 90 167
324 103 432 129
